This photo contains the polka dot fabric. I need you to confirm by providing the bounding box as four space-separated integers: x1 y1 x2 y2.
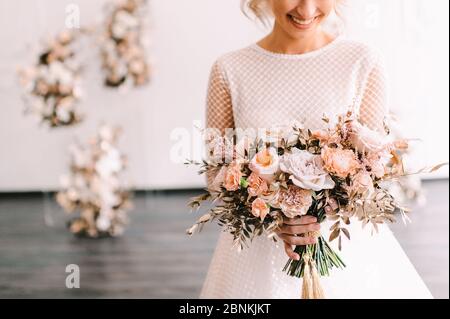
200 36 432 299
206 36 388 135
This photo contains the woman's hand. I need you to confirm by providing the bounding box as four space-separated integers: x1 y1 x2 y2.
276 216 321 260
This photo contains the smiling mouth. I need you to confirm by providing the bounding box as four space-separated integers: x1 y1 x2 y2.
287 14 319 28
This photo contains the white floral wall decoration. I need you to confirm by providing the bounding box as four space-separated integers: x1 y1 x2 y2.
101 0 151 88
56 125 133 237
18 30 84 128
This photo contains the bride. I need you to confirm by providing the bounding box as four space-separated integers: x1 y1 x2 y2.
200 0 432 299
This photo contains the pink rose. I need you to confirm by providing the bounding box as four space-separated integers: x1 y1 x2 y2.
251 198 270 221
247 172 269 197
321 147 360 178
223 162 243 191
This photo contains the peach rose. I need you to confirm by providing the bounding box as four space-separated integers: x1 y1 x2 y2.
247 172 269 197
250 147 280 181
321 146 360 178
274 185 313 218
251 198 270 221
223 162 243 191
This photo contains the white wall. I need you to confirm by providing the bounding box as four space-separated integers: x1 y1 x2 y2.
0 0 265 191
0 0 448 191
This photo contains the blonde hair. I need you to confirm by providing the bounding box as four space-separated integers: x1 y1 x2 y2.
241 0 345 27
241 0 271 25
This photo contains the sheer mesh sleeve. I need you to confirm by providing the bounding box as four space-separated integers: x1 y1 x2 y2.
358 56 389 134
205 60 235 188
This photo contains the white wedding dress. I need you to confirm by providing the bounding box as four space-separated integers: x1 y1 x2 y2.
200 35 433 299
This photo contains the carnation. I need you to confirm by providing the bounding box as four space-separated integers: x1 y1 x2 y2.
273 185 313 218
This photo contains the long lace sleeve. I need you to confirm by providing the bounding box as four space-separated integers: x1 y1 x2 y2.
205 60 235 188
358 56 389 134
206 61 235 135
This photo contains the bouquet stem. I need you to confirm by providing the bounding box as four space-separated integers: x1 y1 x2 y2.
283 235 346 299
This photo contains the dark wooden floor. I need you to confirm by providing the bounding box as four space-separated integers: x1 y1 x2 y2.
0 180 448 299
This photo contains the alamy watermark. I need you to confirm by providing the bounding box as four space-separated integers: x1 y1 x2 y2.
65 4 80 29
65 264 80 288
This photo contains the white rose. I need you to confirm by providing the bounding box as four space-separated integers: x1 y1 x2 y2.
280 148 335 191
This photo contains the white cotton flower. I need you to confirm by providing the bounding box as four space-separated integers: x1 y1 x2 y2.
98 182 121 207
56 104 71 122
98 125 116 142
37 65 50 81
91 176 119 207
49 61 73 86
280 148 335 191
129 59 145 74
67 188 79 201
96 214 111 231
112 24 127 39
95 149 123 177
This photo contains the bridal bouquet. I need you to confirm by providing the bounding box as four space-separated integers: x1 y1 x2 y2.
186 112 445 299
